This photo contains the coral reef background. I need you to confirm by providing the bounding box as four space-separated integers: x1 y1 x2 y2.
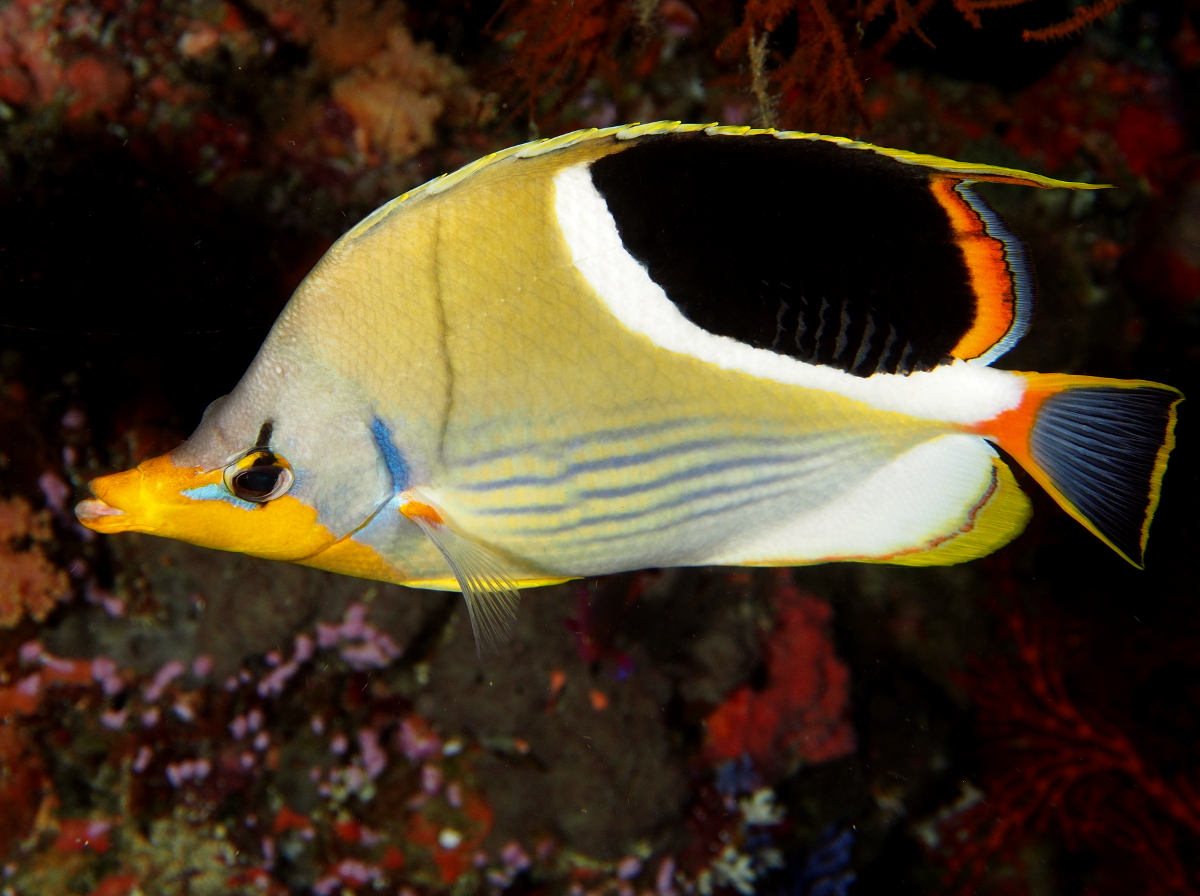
1 0 1199 891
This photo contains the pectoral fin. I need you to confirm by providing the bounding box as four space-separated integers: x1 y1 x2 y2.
399 498 521 652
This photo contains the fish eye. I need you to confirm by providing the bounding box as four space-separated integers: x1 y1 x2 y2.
223 451 294 503
230 467 291 501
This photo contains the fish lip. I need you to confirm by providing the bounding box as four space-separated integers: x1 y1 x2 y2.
75 468 140 532
75 498 127 522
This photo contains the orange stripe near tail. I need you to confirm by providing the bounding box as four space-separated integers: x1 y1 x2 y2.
929 177 1020 362
972 373 1183 567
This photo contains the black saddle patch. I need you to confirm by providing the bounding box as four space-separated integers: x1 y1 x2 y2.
588 133 995 376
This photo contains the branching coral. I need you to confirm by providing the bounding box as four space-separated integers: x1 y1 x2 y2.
936 609 1200 895
718 0 882 129
493 0 1134 131
491 0 631 122
1021 0 1129 42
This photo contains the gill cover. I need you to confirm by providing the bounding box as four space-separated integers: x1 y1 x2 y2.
77 336 401 566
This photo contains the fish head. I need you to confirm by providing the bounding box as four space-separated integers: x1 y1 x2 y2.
75 448 337 561
75 354 398 563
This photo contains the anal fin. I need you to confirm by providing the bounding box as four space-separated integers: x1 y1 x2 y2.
705 435 1032 567
400 498 521 652
881 450 1031 566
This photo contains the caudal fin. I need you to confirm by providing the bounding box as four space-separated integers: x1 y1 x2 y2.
982 373 1183 567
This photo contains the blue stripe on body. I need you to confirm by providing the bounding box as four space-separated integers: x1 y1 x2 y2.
577 448 835 501
466 444 839 517
451 419 704 470
476 502 577 517
449 417 881 557
371 417 411 493
467 436 864 537
582 469 808 528
517 472 818 556
498 465 830 536
455 433 799 493
579 489 784 545
472 464 799 518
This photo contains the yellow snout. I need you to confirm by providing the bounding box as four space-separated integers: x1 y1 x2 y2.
75 454 337 561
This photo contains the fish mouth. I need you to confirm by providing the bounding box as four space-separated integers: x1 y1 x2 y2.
76 493 135 534
74 465 150 534
75 497 127 522
75 496 137 534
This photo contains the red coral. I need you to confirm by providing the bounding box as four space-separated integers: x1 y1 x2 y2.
704 571 855 777
405 790 494 884
1022 0 1127 41
1113 103 1187 186
62 54 131 120
272 806 314 836
0 724 47 854
493 0 1137 131
1124 164 1200 314
54 817 114 854
999 53 1185 189
491 0 630 122
939 609 1200 895
88 875 139 896
0 0 131 119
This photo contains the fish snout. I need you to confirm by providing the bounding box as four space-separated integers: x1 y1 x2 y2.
75 454 198 534
76 452 338 560
75 465 148 534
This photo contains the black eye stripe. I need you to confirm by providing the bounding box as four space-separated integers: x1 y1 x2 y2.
255 421 274 448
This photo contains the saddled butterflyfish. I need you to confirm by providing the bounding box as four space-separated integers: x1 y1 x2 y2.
76 122 1184 646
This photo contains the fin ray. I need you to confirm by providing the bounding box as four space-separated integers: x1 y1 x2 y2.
980 374 1183 567
401 501 521 652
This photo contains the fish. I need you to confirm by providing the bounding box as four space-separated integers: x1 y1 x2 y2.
76 121 1183 646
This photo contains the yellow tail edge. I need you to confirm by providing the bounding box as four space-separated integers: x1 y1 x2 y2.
976 372 1184 568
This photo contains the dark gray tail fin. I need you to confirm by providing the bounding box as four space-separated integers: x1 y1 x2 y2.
986 374 1182 567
